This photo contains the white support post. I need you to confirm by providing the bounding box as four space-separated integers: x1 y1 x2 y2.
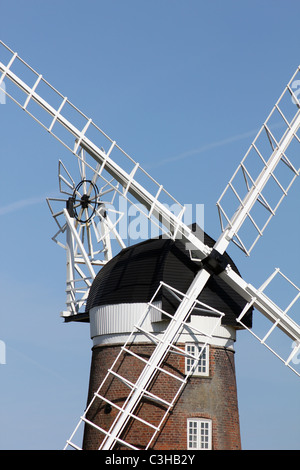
63 209 96 280
65 223 76 316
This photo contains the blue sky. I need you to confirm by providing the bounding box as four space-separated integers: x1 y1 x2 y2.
0 0 299 450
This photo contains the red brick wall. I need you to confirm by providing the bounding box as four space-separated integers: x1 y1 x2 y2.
82 342 241 450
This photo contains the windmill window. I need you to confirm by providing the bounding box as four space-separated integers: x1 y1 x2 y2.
185 343 209 376
187 418 212 450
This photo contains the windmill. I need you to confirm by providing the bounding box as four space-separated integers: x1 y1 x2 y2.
0 39 299 450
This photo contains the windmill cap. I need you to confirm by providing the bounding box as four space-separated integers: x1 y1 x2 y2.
86 227 253 330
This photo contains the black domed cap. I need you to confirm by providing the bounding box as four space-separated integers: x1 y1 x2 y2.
86 230 252 329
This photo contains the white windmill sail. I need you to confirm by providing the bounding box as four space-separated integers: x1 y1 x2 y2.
216 67 300 256
0 40 299 450
0 40 209 259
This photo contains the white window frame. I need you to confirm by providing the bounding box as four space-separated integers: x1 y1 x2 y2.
185 343 209 376
187 418 212 450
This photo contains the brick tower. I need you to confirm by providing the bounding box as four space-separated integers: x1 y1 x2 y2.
82 233 252 450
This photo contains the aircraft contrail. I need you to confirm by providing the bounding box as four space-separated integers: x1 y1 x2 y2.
145 123 284 170
0 196 46 216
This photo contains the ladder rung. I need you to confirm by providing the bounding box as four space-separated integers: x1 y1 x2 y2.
121 346 149 364
142 389 173 408
94 392 161 431
134 325 162 344
156 365 186 383
112 436 139 450
81 416 108 436
66 440 82 450
108 368 135 389
121 346 186 384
